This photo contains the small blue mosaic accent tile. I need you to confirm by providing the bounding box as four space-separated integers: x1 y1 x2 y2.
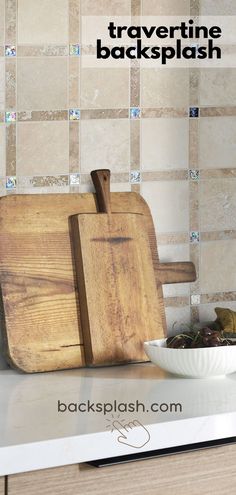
189 107 199 118
5 111 16 123
130 107 141 119
191 294 201 306
190 231 200 243
69 109 80 120
5 45 16 56
189 169 200 181
70 173 80 185
130 171 141 183
6 176 17 189
69 44 80 56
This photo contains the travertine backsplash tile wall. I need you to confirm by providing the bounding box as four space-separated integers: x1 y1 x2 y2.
0 0 236 344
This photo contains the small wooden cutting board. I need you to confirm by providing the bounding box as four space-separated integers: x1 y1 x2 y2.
70 170 162 366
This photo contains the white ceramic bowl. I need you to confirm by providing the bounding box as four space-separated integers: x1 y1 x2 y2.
144 338 236 378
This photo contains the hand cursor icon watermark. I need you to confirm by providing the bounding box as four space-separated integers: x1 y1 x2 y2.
112 419 150 449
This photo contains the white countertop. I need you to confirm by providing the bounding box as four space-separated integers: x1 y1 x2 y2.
1 364 236 476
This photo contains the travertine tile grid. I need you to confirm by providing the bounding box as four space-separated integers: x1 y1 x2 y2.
0 0 236 330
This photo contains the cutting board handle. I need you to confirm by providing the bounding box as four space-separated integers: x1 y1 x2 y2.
91 169 111 214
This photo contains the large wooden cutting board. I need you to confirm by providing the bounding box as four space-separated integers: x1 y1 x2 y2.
0 192 167 372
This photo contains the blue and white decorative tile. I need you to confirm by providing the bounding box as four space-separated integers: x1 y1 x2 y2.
189 107 199 118
5 45 16 56
189 169 200 181
70 173 80 185
69 44 80 56
6 176 17 190
130 170 141 183
190 231 200 243
191 294 201 306
5 111 16 123
130 107 141 119
69 109 80 120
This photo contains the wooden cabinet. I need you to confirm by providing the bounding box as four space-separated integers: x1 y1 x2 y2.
6 444 236 495
0 477 4 495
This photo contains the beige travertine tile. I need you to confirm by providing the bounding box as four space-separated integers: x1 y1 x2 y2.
201 231 236 242
200 179 236 231
0 58 4 110
18 110 68 122
80 109 128 119
80 119 130 173
200 0 236 14
199 117 236 169
165 306 191 334
142 108 187 118
17 58 68 111
17 45 68 56
142 0 190 14
69 122 79 173
17 122 69 175
159 244 190 297
5 58 16 110
141 181 189 233
130 65 140 108
141 118 189 170
201 292 236 304
81 0 131 15
18 0 68 44
131 0 141 16
0 0 4 44
130 120 140 170
199 302 236 324
69 57 80 108
6 123 16 175
141 69 189 108
200 240 236 293
69 0 80 43
80 68 129 109
199 69 236 107
0 125 5 176
5 0 16 44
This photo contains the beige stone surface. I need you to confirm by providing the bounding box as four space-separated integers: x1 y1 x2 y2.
142 0 190 14
80 68 129 109
165 306 191 333
200 240 236 293
0 125 5 177
200 179 236 231
18 0 68 44
200 0 236 14
17 58 68 111
199 69 236 107
0 0 4 44
141 118 189 170
17 122 69 175
199 117 236 169
81 0 131 15
0 0 5 45
141 180 189 233
80 119 130 173
141 69 189 108
0 58 4 111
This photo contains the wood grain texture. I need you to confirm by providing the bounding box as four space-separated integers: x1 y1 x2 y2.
70 212 164 365
8 444 236 495
0 192 166 373
0 477 4 495
158 262 196 285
